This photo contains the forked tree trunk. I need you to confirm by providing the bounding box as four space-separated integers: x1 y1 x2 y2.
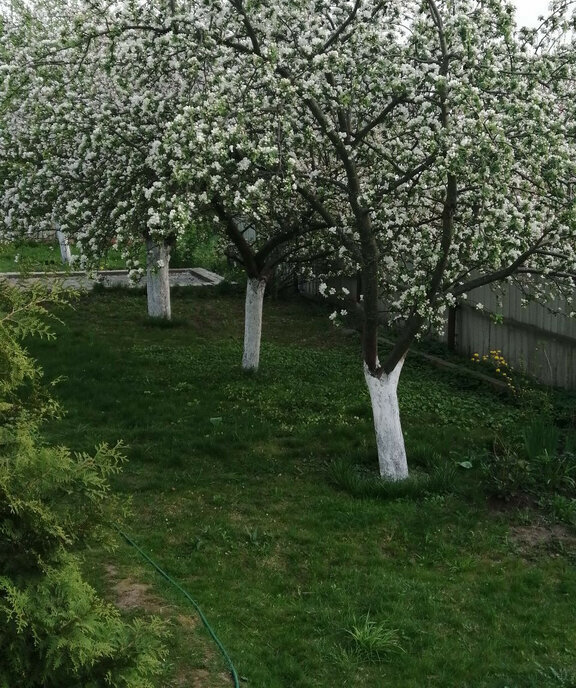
146 238 171 319
364 357 408 480
242 277 266 371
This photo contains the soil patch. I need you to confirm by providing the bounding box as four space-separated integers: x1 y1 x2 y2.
173 668 231 688
105 565 230 687
509 524 576 550
105 564 168 613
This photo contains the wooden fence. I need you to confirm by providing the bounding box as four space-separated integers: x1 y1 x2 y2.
449 283 576 389
299 275 576 389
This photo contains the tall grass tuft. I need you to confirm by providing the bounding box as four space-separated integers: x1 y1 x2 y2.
328 457 456 500
342 614 405 663
523 418 561 461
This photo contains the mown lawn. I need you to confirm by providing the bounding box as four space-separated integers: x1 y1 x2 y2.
27 287 576 688
0 240 64 271
0 240 128 272
0 240 217 272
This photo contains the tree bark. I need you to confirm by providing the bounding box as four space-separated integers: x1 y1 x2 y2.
56 230 72 264
146 238 171 319
364 357 408 480
242 277 266 371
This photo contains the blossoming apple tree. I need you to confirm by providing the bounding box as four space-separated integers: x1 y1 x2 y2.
1 0 202 318
191 0 576 479
165 89 337 370
3 0 576 480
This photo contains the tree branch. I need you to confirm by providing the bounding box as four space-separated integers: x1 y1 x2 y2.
296 186 339 227
211 197 260 277
382 154 437 197
229 0 262 56
381 313 424 375
254 220 326 264
352 97 406 146
451 242 545 296
427 174 457 299
321 0 361 53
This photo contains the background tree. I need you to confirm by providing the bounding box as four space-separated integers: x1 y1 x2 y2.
1 0 202 318
167 94 335 370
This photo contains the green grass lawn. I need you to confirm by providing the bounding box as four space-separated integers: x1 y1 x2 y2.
0 239 221 272
27 288 576 688
0 240 66 271
0 240 129 272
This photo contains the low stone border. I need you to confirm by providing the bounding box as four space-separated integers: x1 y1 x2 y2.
0 267 224 290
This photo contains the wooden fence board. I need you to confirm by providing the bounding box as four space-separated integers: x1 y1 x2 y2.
301 276 576 388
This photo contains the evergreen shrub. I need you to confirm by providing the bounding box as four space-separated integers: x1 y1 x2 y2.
0 282 166 687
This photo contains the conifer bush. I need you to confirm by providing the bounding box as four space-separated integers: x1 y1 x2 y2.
0 282 166 687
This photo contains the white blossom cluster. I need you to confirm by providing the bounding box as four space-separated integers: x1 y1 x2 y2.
2 0 576 370
1 0 203 267
188 0 576 369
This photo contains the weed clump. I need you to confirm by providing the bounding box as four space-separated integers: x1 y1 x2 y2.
328 456 456 500
340 614 405 663
479 417 576 523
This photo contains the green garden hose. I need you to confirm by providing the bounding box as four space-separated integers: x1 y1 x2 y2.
116 527 241 688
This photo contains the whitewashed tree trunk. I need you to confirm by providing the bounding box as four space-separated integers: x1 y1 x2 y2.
146 238 171 319
56 230 72 264
364 357 409 480
242 277 266 371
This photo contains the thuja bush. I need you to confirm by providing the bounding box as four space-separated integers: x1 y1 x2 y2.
0 282 166 687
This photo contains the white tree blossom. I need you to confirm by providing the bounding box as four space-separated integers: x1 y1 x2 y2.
3 0 576 477
1 0 204 317
189 0 576 478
